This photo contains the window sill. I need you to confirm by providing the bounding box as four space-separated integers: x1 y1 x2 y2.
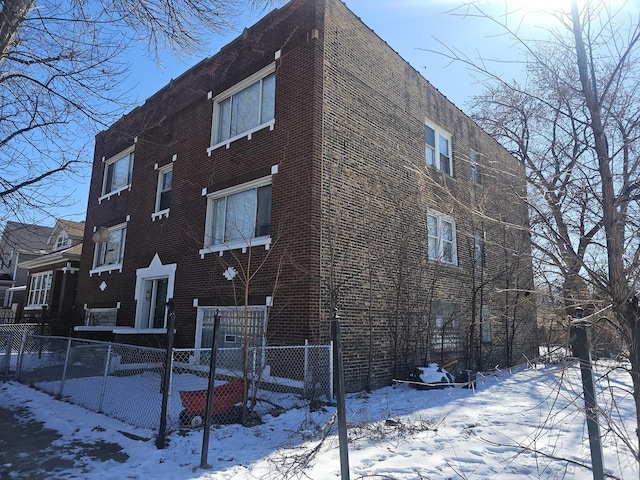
199 236 271 258
89 264 123 277
74 326 117 332
428 259 460 269
151 209 170 221
112 327 167 335
426 163 454 177
98 185 131 204
207 120 275 155
24 305 48 311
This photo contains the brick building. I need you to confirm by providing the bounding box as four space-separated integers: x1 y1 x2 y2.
75 0 537 390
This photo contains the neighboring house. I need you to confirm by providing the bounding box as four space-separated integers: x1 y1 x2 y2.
75 0 537 390
0 221 51 315
18 219 84 330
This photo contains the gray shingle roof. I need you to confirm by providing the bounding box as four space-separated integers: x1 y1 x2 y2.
0 221 52 253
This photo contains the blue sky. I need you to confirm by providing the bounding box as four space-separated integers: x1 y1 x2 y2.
55 0 619 223
125 0 508 113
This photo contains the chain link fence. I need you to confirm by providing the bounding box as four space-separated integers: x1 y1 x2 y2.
17 335 166 429
0 333 11 374
172 343 332 429
13 335 332 432
0 323 51 373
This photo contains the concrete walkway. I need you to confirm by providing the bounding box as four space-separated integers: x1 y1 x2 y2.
0 405 128 479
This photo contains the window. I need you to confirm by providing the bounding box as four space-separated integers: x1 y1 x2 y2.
427 212 457 265
425 122 452 175
154 164 173 217
474 230 484 266
210 64 276 149
84 308 118 327
55 233 69 250
201 177 272 255
431 300 463 350
92 224 126 272
102 148 134 196
197 306 266 351
481 304 491 342
27 271 52 307
470 150 480 184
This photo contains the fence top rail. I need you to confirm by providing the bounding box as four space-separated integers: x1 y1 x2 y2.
27 335 166 353
0 323 41 327
173 344 331 354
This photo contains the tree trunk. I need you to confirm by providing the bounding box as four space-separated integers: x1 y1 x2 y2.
571 0 640 458
0 0 35 61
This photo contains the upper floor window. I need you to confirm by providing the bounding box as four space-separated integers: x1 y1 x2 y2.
54 233 69 251
27 271 52 307
425 122 452 176
154 164 173 217
427 211 457 265
201 176 272 255
102 147 134 196
209 64 276 150
91 224 127 274
470 150 480 184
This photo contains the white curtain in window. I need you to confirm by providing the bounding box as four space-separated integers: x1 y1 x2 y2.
230 82 260 138
224 189 257 242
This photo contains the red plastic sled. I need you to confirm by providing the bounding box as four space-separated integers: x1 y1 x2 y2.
179 380 244 428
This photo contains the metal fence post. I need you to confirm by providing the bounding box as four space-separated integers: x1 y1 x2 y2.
98 344 112 413
200 309 221 469
303 339 309 398
57 338 72 399
329 340 334 401
157 301 176 449
16 331 28 381
3 332 12 374
331 308 350 480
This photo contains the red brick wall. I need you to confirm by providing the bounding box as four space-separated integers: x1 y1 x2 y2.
75 0 537 391
76 0 326 348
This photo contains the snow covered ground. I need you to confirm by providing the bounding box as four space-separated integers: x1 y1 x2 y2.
1 360 637 479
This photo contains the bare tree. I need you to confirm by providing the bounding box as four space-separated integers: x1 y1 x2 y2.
0 0 279 224
444 0 640 459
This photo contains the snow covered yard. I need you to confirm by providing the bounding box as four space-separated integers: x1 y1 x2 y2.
1 360 637 479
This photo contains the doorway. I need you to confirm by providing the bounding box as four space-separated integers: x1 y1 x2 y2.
142 278 168 329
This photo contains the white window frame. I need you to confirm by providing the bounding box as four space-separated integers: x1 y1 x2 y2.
90 223 127 276
195 305 267 350
200 176 272 257
133 254 176 332
99 146 135 202
208 63 276 153
425 121 453 176
54 233 69 251
152 164 173 220
427 211 457 265
26 271 53 308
